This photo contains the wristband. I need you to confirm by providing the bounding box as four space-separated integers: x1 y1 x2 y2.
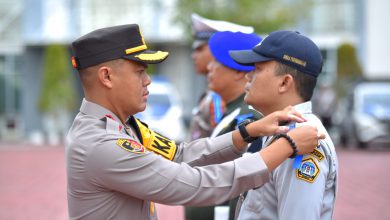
274 133 297 158
238 119 258 143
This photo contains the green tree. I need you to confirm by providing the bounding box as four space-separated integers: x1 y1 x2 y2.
335 43 363 99
337 43 363 79
173 0 312 37
38 44 76 113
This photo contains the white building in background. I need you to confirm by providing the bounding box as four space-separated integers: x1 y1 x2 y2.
0 0 23 141
0 0 388 143
363 0 390 78
2 0 202 144
303 0 390 81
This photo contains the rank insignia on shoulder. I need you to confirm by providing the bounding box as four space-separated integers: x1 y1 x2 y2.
310 148 324 161
116 139 145 154
296 157 320 183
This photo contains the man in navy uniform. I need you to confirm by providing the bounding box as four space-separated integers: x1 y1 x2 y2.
196 31 263 220
230 30 338 220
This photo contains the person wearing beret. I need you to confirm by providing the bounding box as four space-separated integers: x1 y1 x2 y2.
66 24 324 220
229 30 338 220
188 13 255 141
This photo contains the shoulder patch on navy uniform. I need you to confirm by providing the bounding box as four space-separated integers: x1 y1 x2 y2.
310 148 324 161
116 139 145 154
296 157 320 183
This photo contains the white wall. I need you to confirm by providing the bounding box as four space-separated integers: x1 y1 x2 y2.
364 0 390 78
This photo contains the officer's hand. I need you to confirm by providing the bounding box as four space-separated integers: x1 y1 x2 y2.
247 106 306 137
288 125 325 155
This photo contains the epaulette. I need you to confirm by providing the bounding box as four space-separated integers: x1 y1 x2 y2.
101 114 121 134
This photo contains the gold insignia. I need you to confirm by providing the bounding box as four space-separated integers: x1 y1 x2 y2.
125 27 148 54
283 54 307 67
125 44 147 54
116 139 145 154
310 148 324 161
134 51 169 61
296 157 320 183
150 202 155 216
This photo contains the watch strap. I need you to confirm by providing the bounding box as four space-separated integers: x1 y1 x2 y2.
238 120 258 143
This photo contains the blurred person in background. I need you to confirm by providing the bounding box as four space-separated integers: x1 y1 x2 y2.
196 31 264 220
188 13 255 141
230 30 338 220
207 31 262 141
187 14 257 220
67 24 324 220
312 83 337 130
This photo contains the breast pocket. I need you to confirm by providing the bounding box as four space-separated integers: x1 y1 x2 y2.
241 188 265 215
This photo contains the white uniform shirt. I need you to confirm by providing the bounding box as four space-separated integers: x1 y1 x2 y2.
238 102 338 220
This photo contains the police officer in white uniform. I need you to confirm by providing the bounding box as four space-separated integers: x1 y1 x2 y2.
66 24 324 220
230 30 338 220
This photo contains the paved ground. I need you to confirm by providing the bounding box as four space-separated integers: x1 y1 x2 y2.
0 143 389 220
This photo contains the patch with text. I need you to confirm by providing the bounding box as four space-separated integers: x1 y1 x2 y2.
310 148 324 161
296 157 320 183
135 119 177 160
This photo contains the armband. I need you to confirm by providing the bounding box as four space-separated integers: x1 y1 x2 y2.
135 119 177 161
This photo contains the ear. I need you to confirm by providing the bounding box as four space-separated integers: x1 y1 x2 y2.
278 74 294 93
97 66 113 89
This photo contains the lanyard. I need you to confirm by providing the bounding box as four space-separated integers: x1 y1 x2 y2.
288 123 303 169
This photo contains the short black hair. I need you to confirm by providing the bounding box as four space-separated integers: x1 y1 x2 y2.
275 62 317 101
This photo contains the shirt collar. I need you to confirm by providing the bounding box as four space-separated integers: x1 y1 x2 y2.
224 93 246 115
79 98 122 122
292 101 312 114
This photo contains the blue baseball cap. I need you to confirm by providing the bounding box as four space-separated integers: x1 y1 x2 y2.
208 31 262 72
229 30 323 77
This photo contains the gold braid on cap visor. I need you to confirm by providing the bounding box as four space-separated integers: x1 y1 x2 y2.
125 45 148 54
135 51 169 61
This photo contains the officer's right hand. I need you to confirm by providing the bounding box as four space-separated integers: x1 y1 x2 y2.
246 106 306 137
288 125 325 155
258 125 325 171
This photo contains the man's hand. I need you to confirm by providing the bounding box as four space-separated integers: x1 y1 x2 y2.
258 125 325 171
288 125 325 155
246 106 306 137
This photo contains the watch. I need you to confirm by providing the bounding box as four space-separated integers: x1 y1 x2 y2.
238 119 258 143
